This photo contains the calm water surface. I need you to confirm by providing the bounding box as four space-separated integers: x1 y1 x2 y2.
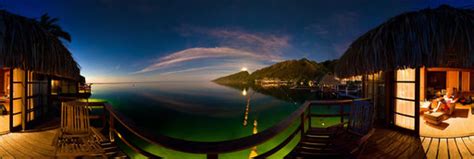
90 81 345 158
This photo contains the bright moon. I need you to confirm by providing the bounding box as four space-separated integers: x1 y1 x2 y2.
241 67 248 71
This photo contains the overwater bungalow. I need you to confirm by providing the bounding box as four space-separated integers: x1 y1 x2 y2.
318 73 341 92
336 5 474 158
0 10 85 134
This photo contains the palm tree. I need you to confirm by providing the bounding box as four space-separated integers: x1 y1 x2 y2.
38 13 71 42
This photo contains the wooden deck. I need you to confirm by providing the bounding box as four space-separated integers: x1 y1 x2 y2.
0 128 127 158
0 129 57 158
359 128 474 159
420 136 474 159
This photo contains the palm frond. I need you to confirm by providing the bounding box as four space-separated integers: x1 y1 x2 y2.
0 10 80 79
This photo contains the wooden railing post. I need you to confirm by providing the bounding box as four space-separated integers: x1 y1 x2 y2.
102 105 107 129
307 104 311 129
109 113 115 142
340 104 344 123
300 113 305 140
207 153 218 159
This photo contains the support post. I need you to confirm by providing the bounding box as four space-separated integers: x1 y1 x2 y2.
414 68 420 136
307 104 311 129
9 69 13 131
207 154 218 159
340 104 344 123
101 104 106 129
22 70 28 131
300 113 305 141
109 114 115 142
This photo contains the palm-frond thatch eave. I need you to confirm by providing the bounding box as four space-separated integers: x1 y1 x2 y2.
336 5 474 78
0 10 80 79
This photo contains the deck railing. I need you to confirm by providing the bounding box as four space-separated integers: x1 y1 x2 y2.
93 99 364 158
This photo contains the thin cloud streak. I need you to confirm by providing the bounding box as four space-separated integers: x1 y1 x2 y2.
178 26 290 55
134 47 281 74
158 66 218 75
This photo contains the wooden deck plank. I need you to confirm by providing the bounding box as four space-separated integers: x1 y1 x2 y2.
455 138 472 158
448 138 461 159
426 138 438 159
462 137 474 155
1 133 46 157
9 133 54 156
396 133 425 158
438 138 448 159
422 137 431 153
20 133 56 151
0 136 13 159
0 135 29 158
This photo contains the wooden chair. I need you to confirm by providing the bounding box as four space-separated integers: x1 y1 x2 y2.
54 101 106 158
328 99 376 157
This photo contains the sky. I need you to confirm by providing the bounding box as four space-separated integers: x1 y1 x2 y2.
2 0 474 83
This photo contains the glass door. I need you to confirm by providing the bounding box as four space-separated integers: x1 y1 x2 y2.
394 68 419 133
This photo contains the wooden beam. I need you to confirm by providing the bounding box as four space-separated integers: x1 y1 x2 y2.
427 67 474 72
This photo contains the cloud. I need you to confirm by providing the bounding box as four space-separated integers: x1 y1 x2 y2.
133 27 290 78
207 29 290 55
134 47 280 74
158 66 218 75
177 26 290 55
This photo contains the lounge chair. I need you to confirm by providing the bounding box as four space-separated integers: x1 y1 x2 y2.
423 99 456 125
54 101 106 158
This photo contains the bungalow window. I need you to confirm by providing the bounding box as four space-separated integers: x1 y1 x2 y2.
426 71 446 99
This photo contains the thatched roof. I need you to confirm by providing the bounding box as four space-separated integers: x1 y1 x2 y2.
336 5 474 78
0 10 80 79
319 74 341 86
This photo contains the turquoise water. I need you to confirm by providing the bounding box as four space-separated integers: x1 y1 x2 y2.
90 81 347 158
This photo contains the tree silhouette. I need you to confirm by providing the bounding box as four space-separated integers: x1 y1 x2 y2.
38 13 71 42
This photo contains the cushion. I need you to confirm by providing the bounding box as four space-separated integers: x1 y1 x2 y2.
424 112 444 120
421 101 431 109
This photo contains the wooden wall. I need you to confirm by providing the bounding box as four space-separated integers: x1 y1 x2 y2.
446 71 459 91
420 68 425 100
461 72 470 92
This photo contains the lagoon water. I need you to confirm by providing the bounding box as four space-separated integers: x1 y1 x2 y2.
90 81 346 159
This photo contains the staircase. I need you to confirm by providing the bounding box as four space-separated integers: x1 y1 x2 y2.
286 128 344 159
101 141 128 158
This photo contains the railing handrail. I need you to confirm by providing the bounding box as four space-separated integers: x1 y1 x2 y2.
101 98 368 157
306 99 354 105
104 101 310 154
